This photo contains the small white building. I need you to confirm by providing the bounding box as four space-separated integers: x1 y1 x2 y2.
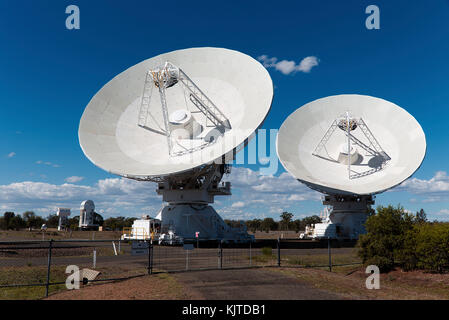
122 215 161 240
79 200 98 230
56 208 71 231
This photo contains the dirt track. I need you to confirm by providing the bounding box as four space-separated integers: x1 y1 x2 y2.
46 268 342 300
173 268 341 300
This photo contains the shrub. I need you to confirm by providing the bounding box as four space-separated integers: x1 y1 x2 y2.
357 205 414 272
414 223 449 272
358 205 449 273
261 247 272 256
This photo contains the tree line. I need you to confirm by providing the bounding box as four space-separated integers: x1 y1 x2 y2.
1 210 317 233
0 211 136 231
225 211 322 233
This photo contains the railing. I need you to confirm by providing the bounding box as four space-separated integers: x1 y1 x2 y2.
0 238 362 299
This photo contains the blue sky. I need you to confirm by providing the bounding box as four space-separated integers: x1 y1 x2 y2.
1 0 449 221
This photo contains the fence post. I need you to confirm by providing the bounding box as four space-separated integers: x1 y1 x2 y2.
328 237 332 272
45 239 53 297
93 248 97 268
277 237 281 267
147 240 153 275
150 241 153 274
249 241 252 267
219 240 223 270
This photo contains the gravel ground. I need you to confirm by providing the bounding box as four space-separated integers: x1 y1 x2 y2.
45 273 202 300
45 268 342 300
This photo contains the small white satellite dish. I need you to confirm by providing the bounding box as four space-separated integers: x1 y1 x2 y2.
277 94 426 239
79 47 273 240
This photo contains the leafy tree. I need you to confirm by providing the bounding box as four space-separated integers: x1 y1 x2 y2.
68 216 80 230
415 209 427 224
45 214 60 228
414 223 449 272
9 215 26 230
103 216 136 231
22 211 44 230
260 218 277 232
292 219 302 233
3 212 15 229
93 212 104 226
300 215 322 231
245 219 262 233
358 205 414 272
280 212 293 231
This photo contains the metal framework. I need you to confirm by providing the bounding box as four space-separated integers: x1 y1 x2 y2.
312 113 391 179
138 61 231 157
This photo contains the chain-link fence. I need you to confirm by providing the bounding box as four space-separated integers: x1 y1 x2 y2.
0 238 362 299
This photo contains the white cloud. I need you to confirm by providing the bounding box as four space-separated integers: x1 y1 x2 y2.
65 176 84 183
232 201 245 208
394 171 449 202
36 160 61 168
0 167 321 220
7 152 16 158
0 178 160 218
258 55 319 75
436 209 449 216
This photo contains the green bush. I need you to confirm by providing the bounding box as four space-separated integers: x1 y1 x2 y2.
261 247 272 256
358 205 449 273
357 205 414 272
414 223 449 272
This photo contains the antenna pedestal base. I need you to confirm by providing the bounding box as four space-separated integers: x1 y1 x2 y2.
158 204 253 241
317 195 374 239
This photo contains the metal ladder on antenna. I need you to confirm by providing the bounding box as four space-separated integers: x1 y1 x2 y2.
138 72 153 128
312 120 338 156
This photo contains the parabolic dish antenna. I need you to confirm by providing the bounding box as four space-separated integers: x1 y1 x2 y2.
79 47 272 180
277 94 426 239
79 47 273 240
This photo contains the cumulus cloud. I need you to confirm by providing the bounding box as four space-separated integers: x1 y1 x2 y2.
36 160 61 168
0 178 160 218
7 152 16 158
394 171 449 202
231 201 245 208
215 167 322 220
65 176 84 183
258 55 319 75
0 167 322 220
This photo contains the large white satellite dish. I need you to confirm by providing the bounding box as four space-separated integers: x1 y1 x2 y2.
277 94 426 239
79 47 273 240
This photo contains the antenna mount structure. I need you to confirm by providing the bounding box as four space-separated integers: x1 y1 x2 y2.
79 47 273 241
138 61 232 157
312 111 391 179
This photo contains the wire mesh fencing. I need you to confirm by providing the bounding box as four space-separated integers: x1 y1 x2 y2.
0 238 362 299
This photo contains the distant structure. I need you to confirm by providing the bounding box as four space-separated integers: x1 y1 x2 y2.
122 215 161 241
56 208 71 231
79 200 98 230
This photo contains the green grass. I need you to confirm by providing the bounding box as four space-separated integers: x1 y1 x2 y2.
0 265 68 300
282 252 361 268
0 262 148 300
